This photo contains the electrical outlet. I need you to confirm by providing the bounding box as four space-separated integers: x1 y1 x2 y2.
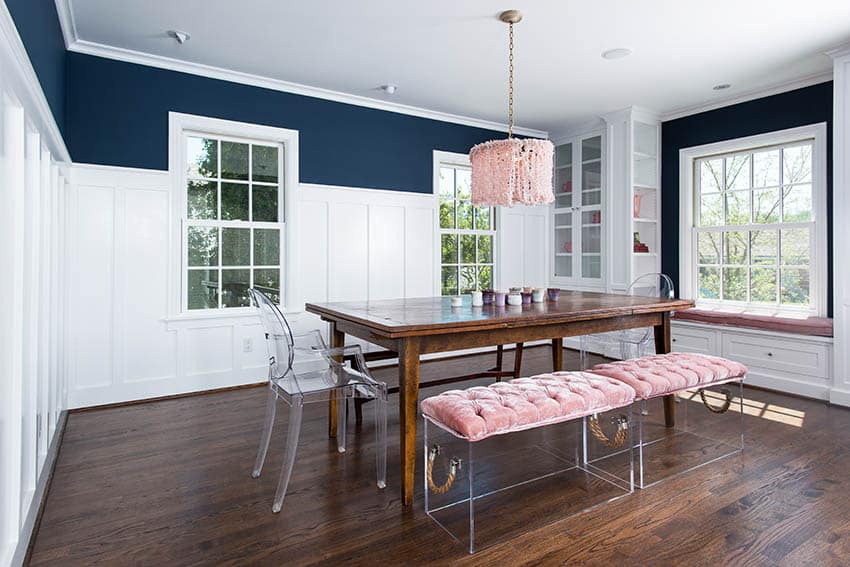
243 337 253 353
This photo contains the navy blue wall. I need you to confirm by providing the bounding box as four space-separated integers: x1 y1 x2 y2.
6 0 67 133
661 82 834 315
65 52 506 193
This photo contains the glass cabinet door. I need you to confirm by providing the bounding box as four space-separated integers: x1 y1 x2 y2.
580 135 603 279
553 142 574 278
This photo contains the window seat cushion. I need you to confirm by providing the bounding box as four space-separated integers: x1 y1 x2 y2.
673 308 833 337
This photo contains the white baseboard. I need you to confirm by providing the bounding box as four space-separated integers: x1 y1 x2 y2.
11 411 68 567
829 388 850 407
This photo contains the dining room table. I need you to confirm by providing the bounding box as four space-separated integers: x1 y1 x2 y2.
306 290 694 506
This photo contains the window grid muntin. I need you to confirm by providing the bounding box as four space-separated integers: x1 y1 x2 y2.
184 131 284 310
439 164 495 295
694 139 814 311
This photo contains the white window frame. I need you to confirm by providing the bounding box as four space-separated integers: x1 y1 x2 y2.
168 112 299 319
432 150 499 295
678 123 828 316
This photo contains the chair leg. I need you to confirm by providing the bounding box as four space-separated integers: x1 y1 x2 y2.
354 398 365 424
375 385 388 489
337 388 348 453
252 384 277 479
579 336 589 370
495 344 504 381
513 343 524 378
272 396 303 513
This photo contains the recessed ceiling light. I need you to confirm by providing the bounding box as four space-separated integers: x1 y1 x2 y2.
168 30 190 45
713 83 732 91
380 84 398 95
601 48 632 60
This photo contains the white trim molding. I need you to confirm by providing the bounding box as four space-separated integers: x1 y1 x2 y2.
829 47 850 405
677 123 829 317
661 71 833 122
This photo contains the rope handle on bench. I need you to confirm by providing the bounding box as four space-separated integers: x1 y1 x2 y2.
588 414 629 448
426 445 461 495
700 387 733 414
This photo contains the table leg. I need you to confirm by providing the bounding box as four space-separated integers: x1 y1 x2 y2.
398 337 421 506
552 338 563 372
654 312 675 427
513 343 525 378
328 322 345 438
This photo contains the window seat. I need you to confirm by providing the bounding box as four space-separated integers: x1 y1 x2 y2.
673 308 833 338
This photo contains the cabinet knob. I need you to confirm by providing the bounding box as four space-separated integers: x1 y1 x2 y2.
767 352 773 357
671 338 677 343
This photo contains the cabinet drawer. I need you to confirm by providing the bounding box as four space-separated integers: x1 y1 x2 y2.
670 325 717 355
721 332 829 379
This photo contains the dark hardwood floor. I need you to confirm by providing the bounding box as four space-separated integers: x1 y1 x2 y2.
28 346 850 566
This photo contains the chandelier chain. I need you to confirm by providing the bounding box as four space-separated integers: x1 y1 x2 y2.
508 22 514 138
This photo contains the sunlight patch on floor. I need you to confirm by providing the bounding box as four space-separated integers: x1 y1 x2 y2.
676 389 805 427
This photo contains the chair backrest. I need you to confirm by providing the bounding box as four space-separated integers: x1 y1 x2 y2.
250 288 295 380
627 273 675 300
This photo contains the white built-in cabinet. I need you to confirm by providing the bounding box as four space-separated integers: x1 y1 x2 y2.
551 131 606 288
550 108 661 295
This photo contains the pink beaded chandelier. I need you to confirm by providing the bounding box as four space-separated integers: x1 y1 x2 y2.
470 10 554 208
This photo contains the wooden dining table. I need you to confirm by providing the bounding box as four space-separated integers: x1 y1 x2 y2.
306 290 694 506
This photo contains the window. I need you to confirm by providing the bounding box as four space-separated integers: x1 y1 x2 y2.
183 133 284 310
438 162 495 295
685 125 827 315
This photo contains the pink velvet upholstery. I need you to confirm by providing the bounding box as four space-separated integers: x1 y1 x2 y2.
588 353 748 400
673 308 833 337
420 372 636 441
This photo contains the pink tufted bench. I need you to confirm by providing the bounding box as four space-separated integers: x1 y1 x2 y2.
421 371 637 553
420 371 636 441
588 352 748 488
588 352 748 400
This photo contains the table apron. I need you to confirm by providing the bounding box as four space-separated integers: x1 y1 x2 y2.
326 312 664 355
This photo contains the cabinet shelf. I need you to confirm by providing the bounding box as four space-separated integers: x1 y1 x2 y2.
634 151 656 160
555 253 572 257
634 184 656 191
554 225 572 229
581 158 602 165
633 217 657 223
633 252 657 257
555 164 572 170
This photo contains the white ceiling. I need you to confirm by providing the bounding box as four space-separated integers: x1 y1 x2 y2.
64 0 850 136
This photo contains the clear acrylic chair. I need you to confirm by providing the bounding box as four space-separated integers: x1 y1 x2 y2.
249 289 388 513
580 273 675 369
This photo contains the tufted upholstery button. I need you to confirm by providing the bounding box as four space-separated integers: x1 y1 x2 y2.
420 371 636 441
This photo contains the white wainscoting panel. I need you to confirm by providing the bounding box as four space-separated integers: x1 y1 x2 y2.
67 173 544 408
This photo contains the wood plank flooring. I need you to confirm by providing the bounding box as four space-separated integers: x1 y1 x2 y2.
27 347 850 566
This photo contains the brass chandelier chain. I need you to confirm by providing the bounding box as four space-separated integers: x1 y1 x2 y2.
508 21 514 139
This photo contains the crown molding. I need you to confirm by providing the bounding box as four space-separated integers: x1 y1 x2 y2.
60 36 548 138
0 1 70 162
660 70 834 122
826 41 850 60
53 0 78 49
